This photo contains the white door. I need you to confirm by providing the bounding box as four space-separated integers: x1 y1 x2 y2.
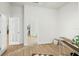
0 14 7 49
9 17 21 45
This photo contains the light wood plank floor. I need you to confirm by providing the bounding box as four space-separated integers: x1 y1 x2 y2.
2 43 74 56
2 44 23 56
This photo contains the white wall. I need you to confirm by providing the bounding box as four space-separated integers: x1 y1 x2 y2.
0 2 77 46
8 2 78 46
57 2 79 40
9 4 24 45
38 7 57 44
0 2 10 16
24 5 57 45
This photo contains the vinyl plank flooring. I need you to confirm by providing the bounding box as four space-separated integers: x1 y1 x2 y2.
2 43 73 56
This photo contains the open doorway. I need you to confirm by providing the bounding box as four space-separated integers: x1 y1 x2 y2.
4 17 24 55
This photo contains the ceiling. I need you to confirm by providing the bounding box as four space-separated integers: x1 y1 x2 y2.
11 2 68 9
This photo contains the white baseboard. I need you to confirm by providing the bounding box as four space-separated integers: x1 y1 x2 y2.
9 42 23 45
